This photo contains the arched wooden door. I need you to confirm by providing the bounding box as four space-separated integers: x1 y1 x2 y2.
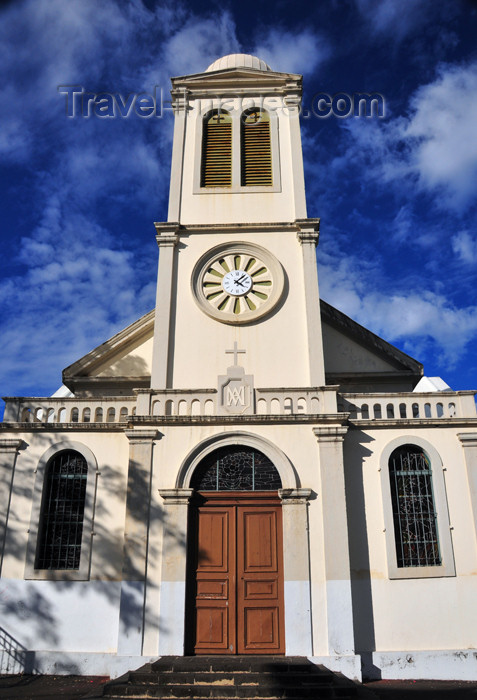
186 447 285 655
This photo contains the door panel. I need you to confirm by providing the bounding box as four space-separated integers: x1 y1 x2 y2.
237 507 284 653
194 508 235 653
191 496 284 655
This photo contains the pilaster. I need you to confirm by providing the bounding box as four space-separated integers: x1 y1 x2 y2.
0 440 25 576
157 488 194 655
313 425 355 656
167 90 188 221
117 429 158 655
458 433 477 544
297 220 325 386
279 488 313 655
151 224 179 389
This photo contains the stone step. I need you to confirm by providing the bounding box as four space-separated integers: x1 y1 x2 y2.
101 657 360 700
150 656 326 673
104 685 349 699
127 671 336 687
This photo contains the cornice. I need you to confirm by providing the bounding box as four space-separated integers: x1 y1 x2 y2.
152 219 320 236
124 429 159 443
313 425 349 443
0 438 26 453
458 432 477 447
129 413 349 427
349 418 477 429
0 422 130 432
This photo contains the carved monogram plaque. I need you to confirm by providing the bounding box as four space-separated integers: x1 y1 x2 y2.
218 366 254 415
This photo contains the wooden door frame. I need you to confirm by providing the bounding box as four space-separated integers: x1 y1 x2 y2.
186 491 285 655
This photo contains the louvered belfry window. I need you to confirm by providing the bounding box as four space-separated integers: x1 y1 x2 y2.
241 109 272 186
36 450 88 570
201 110 232 187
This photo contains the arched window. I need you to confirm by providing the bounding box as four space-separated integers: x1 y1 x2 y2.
191 446 282 491
241 109 272 186
388 444 440 568
201 110 232 187
35 450 88 570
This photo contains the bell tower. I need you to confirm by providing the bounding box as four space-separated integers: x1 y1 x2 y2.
151 53 325 394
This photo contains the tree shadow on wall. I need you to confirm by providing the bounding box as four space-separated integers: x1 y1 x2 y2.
0 431 188 672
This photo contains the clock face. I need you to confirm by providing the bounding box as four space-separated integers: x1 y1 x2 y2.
191 242 284 325
222 270 253 296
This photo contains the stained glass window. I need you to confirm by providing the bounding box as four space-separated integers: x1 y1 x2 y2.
191 446 281 491
389 445 441 568
36 450 88 570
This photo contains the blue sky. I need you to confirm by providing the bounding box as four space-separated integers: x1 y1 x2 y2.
1 0 476 405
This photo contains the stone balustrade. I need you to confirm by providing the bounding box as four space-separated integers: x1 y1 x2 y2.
339 391 477 421
4 389 474 424
141 390 217 417
255 388 326 414
135 387 337 416
2 397 137 424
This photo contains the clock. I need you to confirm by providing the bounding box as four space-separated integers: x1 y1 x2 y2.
222 270 253 296
191 242 285 324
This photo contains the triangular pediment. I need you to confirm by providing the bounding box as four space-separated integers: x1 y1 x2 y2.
321 300 423 392
172 67 302 94
62 310 154 396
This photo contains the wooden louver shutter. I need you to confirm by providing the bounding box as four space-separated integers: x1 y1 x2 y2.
241 110 272 186
201 112 232 187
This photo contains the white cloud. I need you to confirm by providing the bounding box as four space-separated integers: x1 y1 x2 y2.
162 12 240 77
0 0 248 396
354 0 437 41
319 253 477 368
337 61 477 213
403 62 477 209
452 230 477 264
253 29 329 75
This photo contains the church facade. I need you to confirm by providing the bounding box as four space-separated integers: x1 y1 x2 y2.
1 54 477 682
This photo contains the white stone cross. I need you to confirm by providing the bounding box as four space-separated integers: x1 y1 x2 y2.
225 341 246 366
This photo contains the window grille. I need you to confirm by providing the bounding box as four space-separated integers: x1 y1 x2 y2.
241 110 272 186
35 450 88 570
389 445 441 567
191 446 281 491
201 111 232 187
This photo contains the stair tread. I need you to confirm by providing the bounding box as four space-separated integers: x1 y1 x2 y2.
102 656 359 699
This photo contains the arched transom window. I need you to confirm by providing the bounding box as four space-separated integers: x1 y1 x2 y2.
191 446 282 491
389 444 441 568
36 450 88 570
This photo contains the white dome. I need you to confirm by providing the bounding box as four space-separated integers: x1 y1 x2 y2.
206 54 272 72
